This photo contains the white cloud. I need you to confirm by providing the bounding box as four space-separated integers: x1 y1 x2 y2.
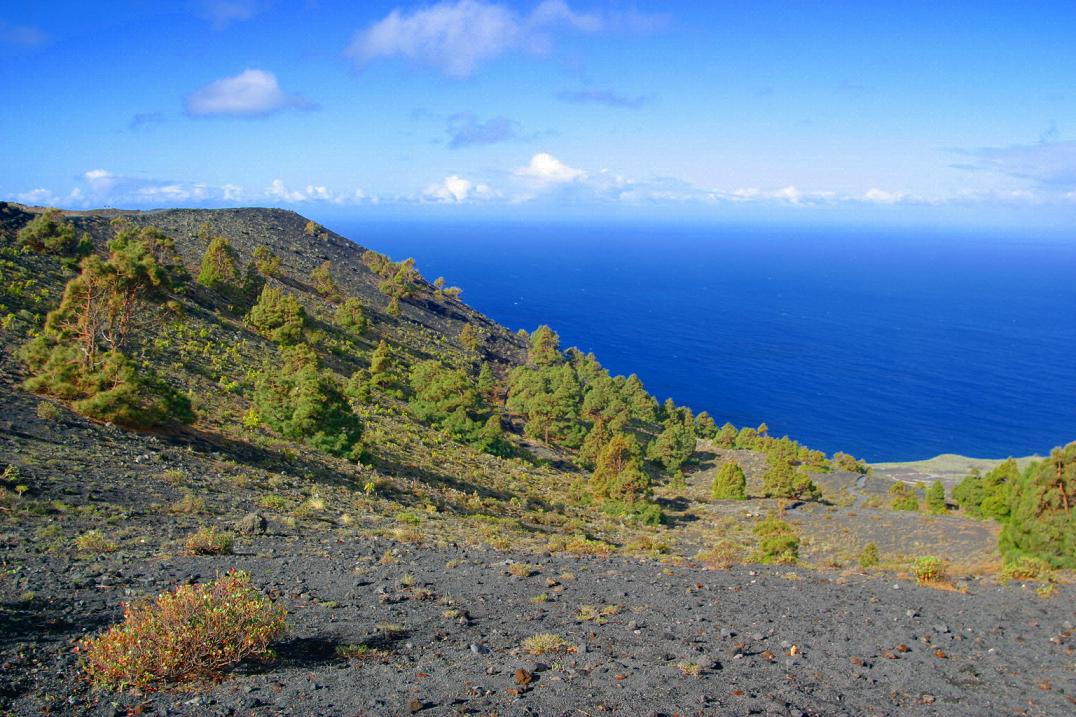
185 69 314 117
14 188 56 204
346 0 603 78
265 179 373 204
514 152 586 184
267 179 311 202
717 185 838 205
423 175 494 203
84 169 118 194
863 188 905 204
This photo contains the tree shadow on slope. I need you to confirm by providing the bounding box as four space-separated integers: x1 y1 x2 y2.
654 495 701 528
160 425 362 492
369 455 516 506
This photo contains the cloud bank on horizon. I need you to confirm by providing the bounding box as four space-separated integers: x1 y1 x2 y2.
2 0 1076 225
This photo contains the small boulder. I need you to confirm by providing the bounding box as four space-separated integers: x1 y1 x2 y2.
235 512 267 535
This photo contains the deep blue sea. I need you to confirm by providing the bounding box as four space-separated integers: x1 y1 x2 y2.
329 221 1076 462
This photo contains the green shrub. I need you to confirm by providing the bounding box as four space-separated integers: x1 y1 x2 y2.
168 493 206 514
311 261 337 298
35 400 62 421
334 298 366 335
912 555 943 584
1001 555 1054 582
711 461 747 500
521 633 568 655
252 344 362 458
752 516 799 564
590 433 651 504
762 460 820 501
197 236 240 291
77 570 286 690
247 285 305 344
858 542 880 568
258 494 288 511
926 480 947 514
953 458 1018 520
251 246 281 277
75 529 118 555
832 451 869 474
17 208 86 256
184 526 234 555
889 482 919 511
20 227 193 428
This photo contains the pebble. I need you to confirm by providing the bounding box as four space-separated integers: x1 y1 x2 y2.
469 643 489 655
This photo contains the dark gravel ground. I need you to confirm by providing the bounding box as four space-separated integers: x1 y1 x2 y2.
2 536 1073 717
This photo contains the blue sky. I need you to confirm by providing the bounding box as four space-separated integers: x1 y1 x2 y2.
2 1 1076 227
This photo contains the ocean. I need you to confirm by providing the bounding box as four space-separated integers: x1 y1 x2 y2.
328 220 1076 462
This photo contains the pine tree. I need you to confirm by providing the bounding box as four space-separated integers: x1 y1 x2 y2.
647 417 696 474
888 482 919 511
926 480 947 514
527 325 561 366
369 339 393 377
715 422 738 447
247 286 305 344
459 323 482 352
999 443 1075 568
197 237 240 290
694 411 718 439
17 208 85 256
251 246 281 277
476 363 497 405
623 374 658 421
762 459 821 501
591 433 650 504
311 260 337 298
252 344 361 458
334 298 366 335
578 417 611 470
20 225 191 427
712 461 747 500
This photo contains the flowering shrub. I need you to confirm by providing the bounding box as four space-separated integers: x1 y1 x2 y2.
77 570 286 690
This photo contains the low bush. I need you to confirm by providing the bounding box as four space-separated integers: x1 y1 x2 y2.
752 516 799 564
858 542 880 568
889 482 919 511
184 526 234 555
912 555 944 584
77 570 286 690
1001 555 1054 582
75 529 118 555
696 540 742 569
522 633 569 655
35 401 62 421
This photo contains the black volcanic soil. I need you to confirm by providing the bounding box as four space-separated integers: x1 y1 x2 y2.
2 533 1074 717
